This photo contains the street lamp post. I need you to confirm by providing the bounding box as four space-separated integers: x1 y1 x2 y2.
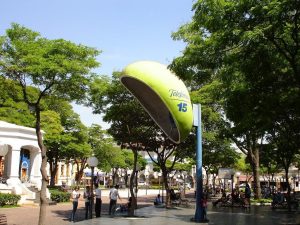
236 172 241 190
127 171 131 198
231 174 234 191
158 172 161 195
135 164 140 206
183 171 187 197
193 104 205 222
145 170 149 195
87 156 99 219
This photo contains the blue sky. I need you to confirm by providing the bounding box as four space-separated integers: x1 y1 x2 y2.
0 0 194 129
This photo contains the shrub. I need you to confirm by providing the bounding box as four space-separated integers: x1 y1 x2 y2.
149 185 161 190
49 189 71 203
251 198 273 204
0 193 21 207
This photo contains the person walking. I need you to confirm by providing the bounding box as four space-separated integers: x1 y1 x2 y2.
94 183 102 217
83 186 91 219
244 182 251 209
70 186 80 222
109 184 121 216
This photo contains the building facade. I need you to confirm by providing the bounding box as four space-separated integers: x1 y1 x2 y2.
0 121 50 203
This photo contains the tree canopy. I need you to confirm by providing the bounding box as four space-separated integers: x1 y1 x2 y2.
170 0 300 199
0 23 100 224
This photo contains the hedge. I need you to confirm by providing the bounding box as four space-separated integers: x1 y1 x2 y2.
49 189 71 203
251 198 273 204
0 193 21 207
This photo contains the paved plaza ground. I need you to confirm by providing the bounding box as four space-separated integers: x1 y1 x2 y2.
1 189 300 225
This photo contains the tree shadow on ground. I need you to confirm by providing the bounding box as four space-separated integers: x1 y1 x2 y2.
52 201 154 222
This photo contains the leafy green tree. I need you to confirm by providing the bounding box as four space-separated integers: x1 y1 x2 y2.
89 72 152 214
268 123 300 210
40 110 63 186
0 23 99 225
235 156 252 175
173 161 193 172
89 124 124 185
64 115 91 184
107 146 126 185
0 77 35 126
170 0 300 199
42 99 92 186
190 84 240 190
89 124 118 171
88 124 144 187
0 78 91 187
121 150 147 187
259 144 282 186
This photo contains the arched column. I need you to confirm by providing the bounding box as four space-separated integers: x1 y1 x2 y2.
6 147 22 188
29 148 42 189
8 148 21 179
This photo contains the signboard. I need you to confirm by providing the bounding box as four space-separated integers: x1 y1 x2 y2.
120 61 193 143
218 168 235 179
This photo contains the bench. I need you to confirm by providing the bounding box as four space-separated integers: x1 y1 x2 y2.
0 214 7 225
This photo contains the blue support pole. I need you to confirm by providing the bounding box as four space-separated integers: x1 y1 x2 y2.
194 104 203 222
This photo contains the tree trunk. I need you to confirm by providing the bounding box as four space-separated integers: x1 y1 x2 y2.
162 169 171 208
124 170 129 187
233 133 262 199
39 153 48 225
49 158 58 187
251 147 261 199
35 107 48 225
285 167 292 211
128 149 138 216
212 175 216 194
112 168 119 186
49 160 54 187
75 159 86 184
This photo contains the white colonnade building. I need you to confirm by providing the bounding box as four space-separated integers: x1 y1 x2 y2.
0 120 50 203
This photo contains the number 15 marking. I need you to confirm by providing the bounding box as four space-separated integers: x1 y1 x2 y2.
177 102 187 112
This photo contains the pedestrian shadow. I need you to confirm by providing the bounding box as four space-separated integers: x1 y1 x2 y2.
52 207 87 222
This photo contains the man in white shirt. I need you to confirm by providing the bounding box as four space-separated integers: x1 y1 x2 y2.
70 186 80 222
94 183 102 217
109 184 121 216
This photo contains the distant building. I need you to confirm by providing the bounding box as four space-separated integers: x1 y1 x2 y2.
0 120 51 204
